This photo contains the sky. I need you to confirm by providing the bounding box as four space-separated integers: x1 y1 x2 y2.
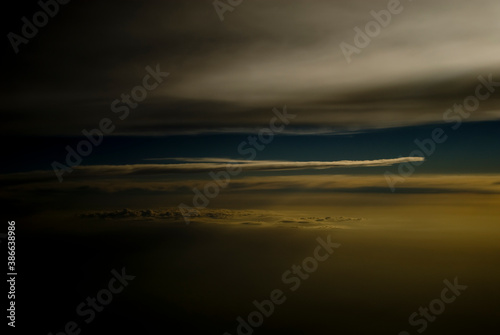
2 1 500 334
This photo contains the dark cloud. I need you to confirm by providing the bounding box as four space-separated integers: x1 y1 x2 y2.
0 157 424 187
3 0 500 135
78 207 363 229
3 172 500 196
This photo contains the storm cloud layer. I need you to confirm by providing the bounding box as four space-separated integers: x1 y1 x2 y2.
3 0 500 136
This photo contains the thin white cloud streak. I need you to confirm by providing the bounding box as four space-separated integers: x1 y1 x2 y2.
107 157 425 174
0 157 424 185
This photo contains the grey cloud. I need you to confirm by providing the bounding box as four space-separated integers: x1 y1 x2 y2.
4 172 500 197
0 157 424 187
79 207 363 229
3 0 500 135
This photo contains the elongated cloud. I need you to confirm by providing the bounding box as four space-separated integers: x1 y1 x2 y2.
69 157 425 175
5 174 500 199
0 157 423 185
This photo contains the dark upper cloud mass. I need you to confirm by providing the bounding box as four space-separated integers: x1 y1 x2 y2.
2 0 500 136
